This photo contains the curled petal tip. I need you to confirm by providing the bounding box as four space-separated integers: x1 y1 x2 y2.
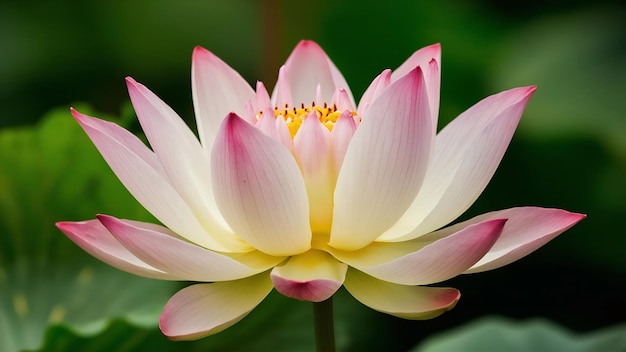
270 251 346 302
270 276 341 302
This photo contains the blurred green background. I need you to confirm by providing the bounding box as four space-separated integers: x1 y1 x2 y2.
1 0 625 351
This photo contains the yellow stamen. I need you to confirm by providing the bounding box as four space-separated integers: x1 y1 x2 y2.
258 103 356 138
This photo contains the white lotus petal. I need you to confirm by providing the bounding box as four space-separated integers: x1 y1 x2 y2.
333 219 504 285
270 250 347 302
160 274 273 340
381 87 536 241
98 215 284 282
56 219 175 280
344 269 460 320
192 46 256 153
330 67 433 250
71 109 237 251
211 113 311 256
127 78 247 251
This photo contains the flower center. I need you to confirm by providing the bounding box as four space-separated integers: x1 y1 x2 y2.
258 103 356 138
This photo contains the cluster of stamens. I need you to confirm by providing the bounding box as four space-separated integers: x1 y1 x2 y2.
257 102 354 137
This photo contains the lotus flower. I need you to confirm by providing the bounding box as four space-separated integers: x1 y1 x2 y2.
57 40 584 340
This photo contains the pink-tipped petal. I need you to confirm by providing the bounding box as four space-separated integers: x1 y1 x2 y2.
160 274 273 340
331 219 504 285
331 110 357 173
192 46 256 152
293 110 334 233
270 250 347 302
272 65 293 108
357 69 391 117
332 88 356 112
274 40 354 107
255 81 272 111
275 114 294 152
126 78 246 251
381 86 537 241
330 67 433 250
98 215 283 282
456 207 585 273
344 269 460 320
211 113 311 256
391 43 441 122
56 220 175 280
71 109 234 252
256 107 281 141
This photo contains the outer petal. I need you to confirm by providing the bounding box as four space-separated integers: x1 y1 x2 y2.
357 69 391 117
126 78 248 251
56 220 176 280
71 109 236 252
273 40 354 107
330 219 504 285
330 67 433 250
192 46 256 152
97 215 284 282
211 113 311 256
294 111 334 233
380 87 536 241
160 274 273 340
344 269 460 320
390 43 441 122
270 250 347 302
449 207 585 273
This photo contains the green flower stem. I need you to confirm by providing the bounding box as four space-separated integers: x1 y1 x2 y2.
313 297 336 352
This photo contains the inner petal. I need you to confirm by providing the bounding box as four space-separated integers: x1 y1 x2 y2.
254 101 360 238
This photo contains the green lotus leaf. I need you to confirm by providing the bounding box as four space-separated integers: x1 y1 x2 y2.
414 316 626 352
0 107 178 351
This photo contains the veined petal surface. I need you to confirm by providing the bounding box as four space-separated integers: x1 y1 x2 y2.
211 113 311 256
192 46 256 153
126 78 245 251
270 250 347 302
330 67 433 250
381 87 536 241
56 220 175 280
71 109 234 252
452 207 585 273
98 215 284 282
331 110 357 174
332 219 504 285
391 43 441 123
160 274 273 340
293 111 334 233
344 269 460 320
273 40 354 107
357 69 391 117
